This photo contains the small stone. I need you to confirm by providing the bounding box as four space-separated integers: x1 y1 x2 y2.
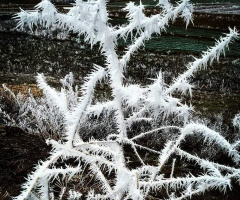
0 126 6 136
1 132 6 136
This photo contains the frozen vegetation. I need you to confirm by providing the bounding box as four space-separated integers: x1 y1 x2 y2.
194 4 240 14
0 0 240 199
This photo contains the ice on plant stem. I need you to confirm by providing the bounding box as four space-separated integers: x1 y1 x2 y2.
1 0 238 199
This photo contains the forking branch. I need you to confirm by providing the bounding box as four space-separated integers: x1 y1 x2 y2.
8 0 240 199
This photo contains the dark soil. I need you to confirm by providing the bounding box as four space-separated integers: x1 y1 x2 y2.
0 126 51 199
0 126 240 199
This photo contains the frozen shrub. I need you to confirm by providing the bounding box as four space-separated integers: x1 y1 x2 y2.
233 114 240 130
1 0 239 199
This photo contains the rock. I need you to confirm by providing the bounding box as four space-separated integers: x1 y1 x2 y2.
0 126 6 136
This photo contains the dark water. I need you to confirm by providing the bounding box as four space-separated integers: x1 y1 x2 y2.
114 24 240 55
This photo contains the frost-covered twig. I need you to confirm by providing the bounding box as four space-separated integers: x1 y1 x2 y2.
165 27 239 95
7 0 240 199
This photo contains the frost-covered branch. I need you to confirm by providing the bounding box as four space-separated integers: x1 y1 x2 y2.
118 0 193 69
165 27 239 95
8 0 240 199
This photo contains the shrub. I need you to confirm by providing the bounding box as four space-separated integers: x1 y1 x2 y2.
1 0 240 199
